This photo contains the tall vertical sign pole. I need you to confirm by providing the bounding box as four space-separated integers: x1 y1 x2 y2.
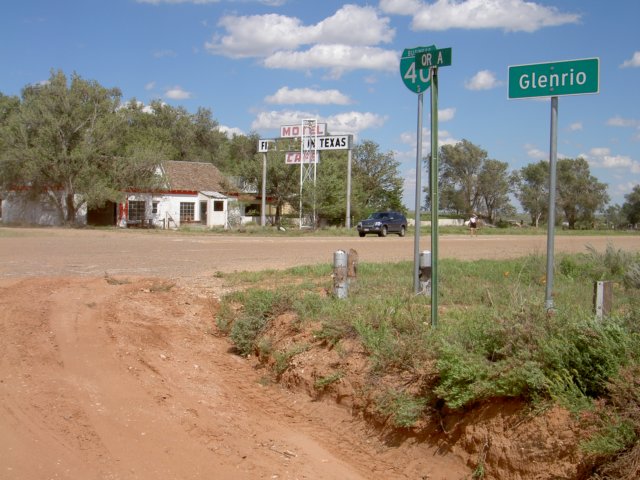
413 47 451 325
261 152 267 226
413 92 424 294
430 67 439 327
545 96 559 311
400 45 435 294
346 149 352 229
508 58 598 311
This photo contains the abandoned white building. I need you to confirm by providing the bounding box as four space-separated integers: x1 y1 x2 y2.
1 161 264 229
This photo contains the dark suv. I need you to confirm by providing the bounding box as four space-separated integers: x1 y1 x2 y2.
356 211 407 237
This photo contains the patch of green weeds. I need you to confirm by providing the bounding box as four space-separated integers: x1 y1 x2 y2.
314 371 344 391
273 344 309 377
376 389 427 428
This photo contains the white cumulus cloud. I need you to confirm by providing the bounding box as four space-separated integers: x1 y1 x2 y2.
585 147 640 174
568 122 583 131
465 70 502 90
263 45 398 76
164 86 192 100
438 107 456 122
607 116 639 128
379 0 423 15
380 0 580 32
218 125 244 138
525 144 546 160
265 87 351 105
206 5 394 58
621 51 640 68
250 110 386 136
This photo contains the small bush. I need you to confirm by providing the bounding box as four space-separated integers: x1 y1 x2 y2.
227 289 294 356
376 390 427 428
314 371 344 391
273 344 309 377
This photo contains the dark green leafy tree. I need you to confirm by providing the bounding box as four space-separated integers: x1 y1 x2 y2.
439 139 486 215
314 150 356 225
118 100 228 166
621 184 640 226
0 71 161 225
352 140 403 214
603 204 625 229
516 160 549 227
233 138 300 226
477 159 516 224
556 158 609 229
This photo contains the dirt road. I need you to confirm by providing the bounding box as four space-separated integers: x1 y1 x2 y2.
1 227 638 279
0 228 638 479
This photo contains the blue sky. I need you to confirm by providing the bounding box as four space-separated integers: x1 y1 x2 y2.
2 0 639 209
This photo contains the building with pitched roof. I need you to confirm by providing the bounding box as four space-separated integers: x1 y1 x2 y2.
2 161 248 229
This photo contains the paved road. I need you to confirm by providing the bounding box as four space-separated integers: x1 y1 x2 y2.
1 227 638 279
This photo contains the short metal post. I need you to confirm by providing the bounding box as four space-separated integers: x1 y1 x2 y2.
333 250 348 299
594 280 613 320
419 250 432 295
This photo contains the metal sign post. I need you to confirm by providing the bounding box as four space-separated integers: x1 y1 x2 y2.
415 46 452 327
545 96 558 311
400 45 435 295
257 139 274 227
508 58 599 311
413 92 424 294
429 67 439 327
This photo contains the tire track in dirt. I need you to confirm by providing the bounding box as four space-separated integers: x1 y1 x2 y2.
2 277 468 479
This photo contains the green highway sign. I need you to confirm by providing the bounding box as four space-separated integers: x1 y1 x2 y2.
508 58 599 99
415 47 452 69
400 45 435 94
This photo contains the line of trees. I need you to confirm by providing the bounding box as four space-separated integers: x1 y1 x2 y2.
427 138 638 229
0 70 404 226
2 71 637 229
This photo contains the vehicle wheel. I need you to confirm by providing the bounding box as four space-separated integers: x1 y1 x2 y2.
379 226 388 237
359 232 365 237
399 226 406 237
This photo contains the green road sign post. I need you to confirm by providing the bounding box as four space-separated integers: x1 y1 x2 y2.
509 58 599 312
400 46 434 319
400 45 435 94
400 45 452 327
508 58 599 99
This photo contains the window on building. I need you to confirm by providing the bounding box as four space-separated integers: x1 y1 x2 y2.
180 202 195 222
244 204 260 216
152 201 158 214
213 200 224 212
128 201 146 222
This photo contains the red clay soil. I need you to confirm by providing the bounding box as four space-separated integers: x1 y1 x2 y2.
0 228 638 479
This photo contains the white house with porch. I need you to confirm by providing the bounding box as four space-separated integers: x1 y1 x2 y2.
1 161 247 229
118 161 239 229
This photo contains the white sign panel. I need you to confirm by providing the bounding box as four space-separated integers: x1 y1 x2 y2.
257 139 273 153
280 123 327 138
285 152 319 164
303 135 351 151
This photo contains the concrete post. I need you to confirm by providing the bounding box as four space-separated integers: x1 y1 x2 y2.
594 280 613 320
333 250 348 299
